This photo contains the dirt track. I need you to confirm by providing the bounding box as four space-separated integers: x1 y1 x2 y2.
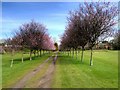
37 55 57 88
13 52 58 89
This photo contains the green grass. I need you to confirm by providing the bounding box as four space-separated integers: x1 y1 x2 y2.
0 54 2 89
52 50 118 88
2 52 52 88
2 50 118 88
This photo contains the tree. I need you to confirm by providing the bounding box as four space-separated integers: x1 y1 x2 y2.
83 2 118 66
112 30 120 50
60 2 117 66
69 12 89 61
9 20 47 60
42 34 55 51
54 42 58 51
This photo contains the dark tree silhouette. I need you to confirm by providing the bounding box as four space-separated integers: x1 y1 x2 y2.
112 30 120 50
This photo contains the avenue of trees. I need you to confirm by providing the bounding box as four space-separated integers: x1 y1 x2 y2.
2 2 119 67
5 20 55 64
60 2 118 66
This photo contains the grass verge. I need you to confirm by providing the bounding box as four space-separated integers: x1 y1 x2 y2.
2 52 52 88
52 50 118 88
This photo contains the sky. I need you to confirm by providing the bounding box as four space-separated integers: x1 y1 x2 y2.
1 2 80 44
1 1 119 44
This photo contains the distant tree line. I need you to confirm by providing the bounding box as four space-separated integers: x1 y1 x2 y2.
60 2 118 66
111 30 120 50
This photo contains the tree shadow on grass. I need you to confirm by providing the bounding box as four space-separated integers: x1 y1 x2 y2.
57 55 89 66
10 54 51 64
57 55 70 58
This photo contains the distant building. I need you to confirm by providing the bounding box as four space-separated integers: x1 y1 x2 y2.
84 41 112 50
95 41 112 50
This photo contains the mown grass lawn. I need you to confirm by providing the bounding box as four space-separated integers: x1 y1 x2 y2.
0 54 2 89
52 50 118 88
2 52 52 88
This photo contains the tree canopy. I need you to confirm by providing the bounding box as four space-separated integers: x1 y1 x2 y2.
60 2 118 65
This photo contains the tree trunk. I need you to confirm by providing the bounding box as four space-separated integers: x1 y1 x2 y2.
10 49 14 67
81 47 84 62
78 49 80 54
30 50 32 60
40 49 41 57
69 50 70 56
72 49 74 58
43 50 44 55
12 49 14 60
90 48 93 66
67 50 68 55
10 59 13 67
34 50 35 57
37 50 39 56
22 51 24 63
70 49 71 56
78 49 80 53
76 49 78 59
